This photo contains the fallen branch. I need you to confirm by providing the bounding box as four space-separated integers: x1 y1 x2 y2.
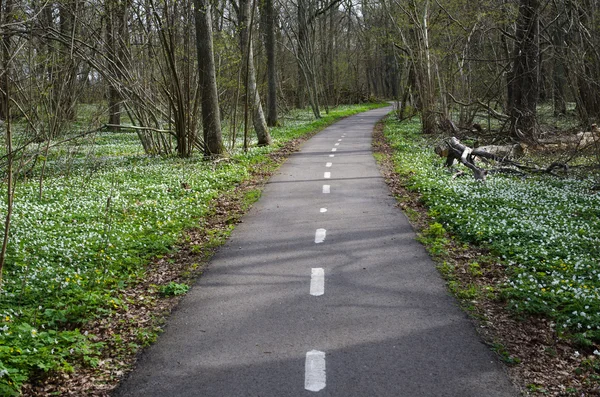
436 137 570 180
445 137 488 180
104 124 175 135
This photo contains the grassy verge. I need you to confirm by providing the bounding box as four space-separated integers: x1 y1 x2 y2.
0 102 387 396
376 116 600 394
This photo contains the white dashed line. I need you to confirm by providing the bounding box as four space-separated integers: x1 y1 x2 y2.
326 162 332 167
305 350 326 392
329 154 335 157
331 148 337 152
324 172 331 179
315 228 326 243
310 268 325 296
338 139 342 142
322 185 330 194
320 208 327 213
334 143 340 146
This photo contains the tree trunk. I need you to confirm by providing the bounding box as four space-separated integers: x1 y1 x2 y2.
237 0 271 145
106 0 122 130
552 28 567 116
509 0 540 140
0 0 14 282
57 0 78 122
195 0 225 155
296 0 307 109
0 0 12 121
260 0 278 126
326 8 334 105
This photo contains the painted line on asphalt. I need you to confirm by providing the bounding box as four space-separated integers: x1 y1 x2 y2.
322 185 330 194
305 350 326 392
310 268 324 296
338 139 342 142
329 154 335 158
320 208 327 213
324 172 331 179
315 228 326 243
326 162 332 167
334 143 340 146
331 148 337 152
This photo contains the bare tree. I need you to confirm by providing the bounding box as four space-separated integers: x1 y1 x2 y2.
0 0 15 285
234 0 272 146
195 0 225 155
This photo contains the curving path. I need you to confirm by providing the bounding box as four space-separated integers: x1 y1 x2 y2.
114 107 518 397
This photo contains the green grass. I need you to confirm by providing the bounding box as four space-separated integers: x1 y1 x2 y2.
0 102 387 395
383 116 600 345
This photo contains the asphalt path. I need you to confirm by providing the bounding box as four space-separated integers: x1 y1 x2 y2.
114 107 519 396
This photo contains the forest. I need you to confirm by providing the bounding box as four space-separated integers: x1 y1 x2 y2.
0 0 600 394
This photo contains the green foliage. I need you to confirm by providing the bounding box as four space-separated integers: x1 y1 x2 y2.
491 342 521 365
0 320 100 394
417 222 449 257
0 103 385 394
158 282 190 297
384 116 600 343
468 262 483 277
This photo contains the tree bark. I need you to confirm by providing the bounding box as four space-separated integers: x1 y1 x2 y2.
105 0 126 130
57 0 78 122
195 0 225 155
260 0 278 126
326 8 334 105
0 0 14 282
552 30 567 116
296 0 307 109
509 0 540 140
0 0 12 121
237 0 271 145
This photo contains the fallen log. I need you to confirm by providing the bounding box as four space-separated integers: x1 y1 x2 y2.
436 137 570 180
476 143 524 159
536 126 600 151
442 137 488 180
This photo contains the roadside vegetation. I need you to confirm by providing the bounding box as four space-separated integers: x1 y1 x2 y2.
0 103 385 396
377 115 600 395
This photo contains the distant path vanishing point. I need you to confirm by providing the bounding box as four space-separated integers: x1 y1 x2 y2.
114 107 518 397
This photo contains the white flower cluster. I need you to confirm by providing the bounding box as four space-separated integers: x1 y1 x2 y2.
385 118 600 335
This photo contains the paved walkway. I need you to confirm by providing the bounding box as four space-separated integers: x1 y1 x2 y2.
114 107 518 396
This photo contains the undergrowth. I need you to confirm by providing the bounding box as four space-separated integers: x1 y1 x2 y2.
383 117 600 346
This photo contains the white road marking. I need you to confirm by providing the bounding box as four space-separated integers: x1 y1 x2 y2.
324 172 331 179
331 148 337 152
322 185 330 194
320 208 327 213
315 228 326 243
310 268 325 296
305 350 326 392
329 154 335 157
338 139 342 142
334 143 340 146
326 162 332 167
